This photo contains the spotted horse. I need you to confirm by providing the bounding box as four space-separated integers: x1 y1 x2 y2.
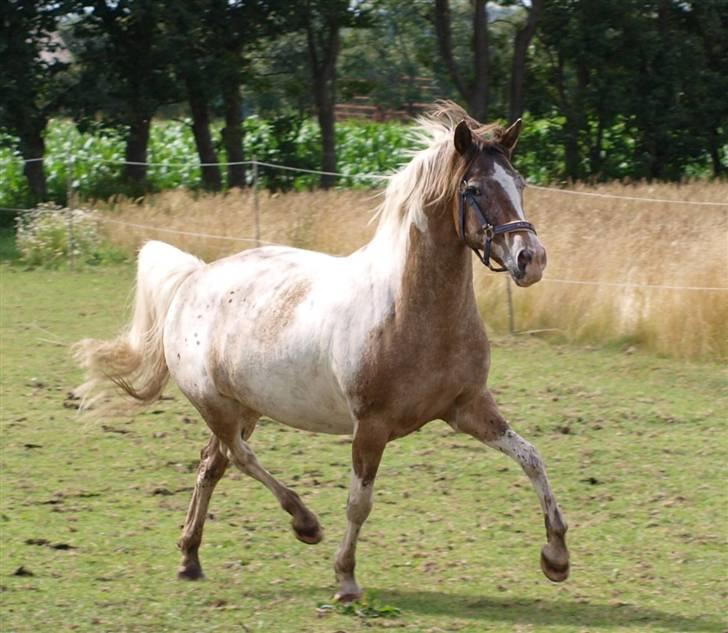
75 102 570 602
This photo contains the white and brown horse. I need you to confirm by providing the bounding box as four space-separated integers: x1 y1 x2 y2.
75 104 569 602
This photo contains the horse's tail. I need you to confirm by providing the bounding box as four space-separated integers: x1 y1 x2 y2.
73 240 204 407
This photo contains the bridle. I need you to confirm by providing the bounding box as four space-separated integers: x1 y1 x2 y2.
459 178 537 272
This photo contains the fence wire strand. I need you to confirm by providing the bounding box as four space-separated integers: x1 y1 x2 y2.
97 216 280 246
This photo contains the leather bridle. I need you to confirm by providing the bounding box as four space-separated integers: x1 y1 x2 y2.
458 179 537 272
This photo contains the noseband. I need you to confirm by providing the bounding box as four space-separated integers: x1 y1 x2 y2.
459 180 537 272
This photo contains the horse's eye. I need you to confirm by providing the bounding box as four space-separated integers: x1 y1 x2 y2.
466 185 481 196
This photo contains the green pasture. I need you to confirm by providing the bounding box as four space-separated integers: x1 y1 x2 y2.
1 265 726 632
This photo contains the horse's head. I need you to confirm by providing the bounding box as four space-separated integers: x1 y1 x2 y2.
453 119 546 287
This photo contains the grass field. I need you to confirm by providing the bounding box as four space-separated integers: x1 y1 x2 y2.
1 265 726 632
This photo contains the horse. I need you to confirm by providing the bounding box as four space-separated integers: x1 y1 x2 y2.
74 103 570 602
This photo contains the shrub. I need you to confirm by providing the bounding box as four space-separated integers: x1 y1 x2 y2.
14 204 121 268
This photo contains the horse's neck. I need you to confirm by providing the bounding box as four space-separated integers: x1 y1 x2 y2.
403 215 475 318
367 204 476 328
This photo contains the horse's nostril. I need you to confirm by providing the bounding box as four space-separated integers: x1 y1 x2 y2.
517 249 533 271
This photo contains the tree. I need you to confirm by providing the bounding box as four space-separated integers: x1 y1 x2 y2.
221 1 286 188
531 0 727 182
336 1 446 114
71 0 178 188
160 0 223 191
432 0 490 120
301 0 369 188
629 0 727 179
0 1 69 202
687 0 728 177
159 0 284 190
190 0 282 189
508 0 543 122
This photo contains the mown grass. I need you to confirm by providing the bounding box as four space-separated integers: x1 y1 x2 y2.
1 266 726 632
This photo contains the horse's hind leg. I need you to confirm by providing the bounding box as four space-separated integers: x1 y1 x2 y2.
448 389 570 582
178 434 229 580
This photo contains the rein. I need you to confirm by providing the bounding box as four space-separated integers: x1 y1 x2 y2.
458 180 537 272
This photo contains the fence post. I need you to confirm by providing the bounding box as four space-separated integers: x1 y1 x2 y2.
66 156 76 270
252 155 260 247
506 277 515 334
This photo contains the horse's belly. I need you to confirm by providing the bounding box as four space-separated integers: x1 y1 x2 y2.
264 403 354 435
237 359 354 435
198 310 354 433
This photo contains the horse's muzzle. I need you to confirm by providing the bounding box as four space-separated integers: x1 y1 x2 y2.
512 244 546 287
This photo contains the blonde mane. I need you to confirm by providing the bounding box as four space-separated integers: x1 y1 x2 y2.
373 102 505 241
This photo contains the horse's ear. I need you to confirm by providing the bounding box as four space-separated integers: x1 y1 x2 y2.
454 120 473 155
500 118 522 155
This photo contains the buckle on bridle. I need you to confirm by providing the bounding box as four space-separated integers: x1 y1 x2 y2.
483 224 495 240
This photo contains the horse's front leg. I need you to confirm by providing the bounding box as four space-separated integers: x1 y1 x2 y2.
447 389 570 582
334 422 388 602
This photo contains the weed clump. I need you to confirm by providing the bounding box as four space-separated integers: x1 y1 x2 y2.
15 204 125 268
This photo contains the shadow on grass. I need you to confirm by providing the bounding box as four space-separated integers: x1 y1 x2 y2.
364 588 722 632
234 585 720 632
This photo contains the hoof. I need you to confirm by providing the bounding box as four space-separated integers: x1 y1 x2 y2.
177 565 204 581
293 517 323 545
334 590 363 604
540 545 569 583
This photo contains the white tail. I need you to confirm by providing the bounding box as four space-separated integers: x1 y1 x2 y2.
73 241 204 406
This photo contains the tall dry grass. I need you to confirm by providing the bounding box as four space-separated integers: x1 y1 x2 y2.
95 182 728 360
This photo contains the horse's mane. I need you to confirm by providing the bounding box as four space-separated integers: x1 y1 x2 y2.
374 101 506 240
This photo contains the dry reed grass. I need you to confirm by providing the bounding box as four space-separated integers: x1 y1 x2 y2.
95 182 728 360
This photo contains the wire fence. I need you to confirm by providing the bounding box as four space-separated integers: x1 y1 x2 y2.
3 154 727 325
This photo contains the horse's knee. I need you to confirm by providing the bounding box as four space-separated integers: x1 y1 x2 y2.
450 390 511 442
346 476 374 524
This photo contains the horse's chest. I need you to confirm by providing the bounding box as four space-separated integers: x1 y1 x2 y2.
350 321 489 422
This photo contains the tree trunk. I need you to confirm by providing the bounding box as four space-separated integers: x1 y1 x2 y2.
186 77 222 191
588 111 605 180
563 117 581 181
434 0 468 100
470 0 489 121
222 84 246 188
20 124 47 203
554 55 579 181
707 128 723 178
124 115 151 187
434 0 490 121
509 0 543 122
315 92 336 189
307 17 340 189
